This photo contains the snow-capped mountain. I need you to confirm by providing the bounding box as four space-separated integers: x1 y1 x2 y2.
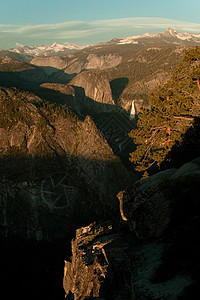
10 42 87 57
118 28 200 45
6 28 200 60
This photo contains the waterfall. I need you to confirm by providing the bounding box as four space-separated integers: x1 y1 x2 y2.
130 100 136 119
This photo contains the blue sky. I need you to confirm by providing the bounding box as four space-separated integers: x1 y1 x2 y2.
1 0 200 49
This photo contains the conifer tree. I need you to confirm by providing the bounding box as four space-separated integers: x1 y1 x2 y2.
129 46 200 172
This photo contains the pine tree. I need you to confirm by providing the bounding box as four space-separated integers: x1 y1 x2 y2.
129 46 200 172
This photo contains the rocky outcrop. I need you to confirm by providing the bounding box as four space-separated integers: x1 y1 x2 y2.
31 56 69 71
0 58 48 88
38 83 137 164
122 158 200 240
70 70 114 104
122 158 200 298
63 222 132 300
0 56 33 72
63 158 200 299
84 54 122 70
30 53 122 77
64 60 85 75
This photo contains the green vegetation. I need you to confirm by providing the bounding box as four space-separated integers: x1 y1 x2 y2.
38 100 75 124
107 46 183 101
0 94 34 129
0 87 78 159
0 88 76 130
129 46 200 172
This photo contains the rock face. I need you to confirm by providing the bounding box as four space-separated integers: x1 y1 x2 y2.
63 54 122 75
0 87 136 240
63 222 132 300
0 57 48 88
84 54 122 70
31 53 122 76
63 158 200 299
70 70 114 104
122 158 200 240
64 60 85 75
31 56 69 70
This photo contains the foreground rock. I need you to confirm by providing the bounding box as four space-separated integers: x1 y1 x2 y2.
122 158 200 299
122 158 200 240
63 158 200 299
63 222 132 300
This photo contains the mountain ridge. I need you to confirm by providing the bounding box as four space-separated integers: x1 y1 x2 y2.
118 28 200 44
9 42 88 58
7 28 200 58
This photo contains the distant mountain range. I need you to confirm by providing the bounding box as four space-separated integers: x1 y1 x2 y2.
7 28 200 58
1 27 200 116
9 42 87 57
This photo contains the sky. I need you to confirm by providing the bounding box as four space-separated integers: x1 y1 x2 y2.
1 0 200 49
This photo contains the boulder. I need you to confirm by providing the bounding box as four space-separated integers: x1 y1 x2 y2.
122 158 200 240
63 222 132 300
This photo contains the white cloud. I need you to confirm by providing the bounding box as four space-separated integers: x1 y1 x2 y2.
0 17 200 48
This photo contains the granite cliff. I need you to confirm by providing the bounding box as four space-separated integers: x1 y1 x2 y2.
69 70 114 104
30 53 122 75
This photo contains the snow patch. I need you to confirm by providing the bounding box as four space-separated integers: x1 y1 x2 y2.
118 37 139 44
118 28 200 45
118 32 158 44
10 42 87 57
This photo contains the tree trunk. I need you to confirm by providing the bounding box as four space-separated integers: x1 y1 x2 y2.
197 78 200 91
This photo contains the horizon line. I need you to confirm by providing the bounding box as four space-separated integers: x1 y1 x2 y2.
1 17 200 49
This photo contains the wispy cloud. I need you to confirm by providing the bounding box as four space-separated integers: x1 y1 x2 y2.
1 17 200 49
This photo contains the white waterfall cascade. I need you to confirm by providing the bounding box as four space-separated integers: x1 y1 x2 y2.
130 100 136 119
